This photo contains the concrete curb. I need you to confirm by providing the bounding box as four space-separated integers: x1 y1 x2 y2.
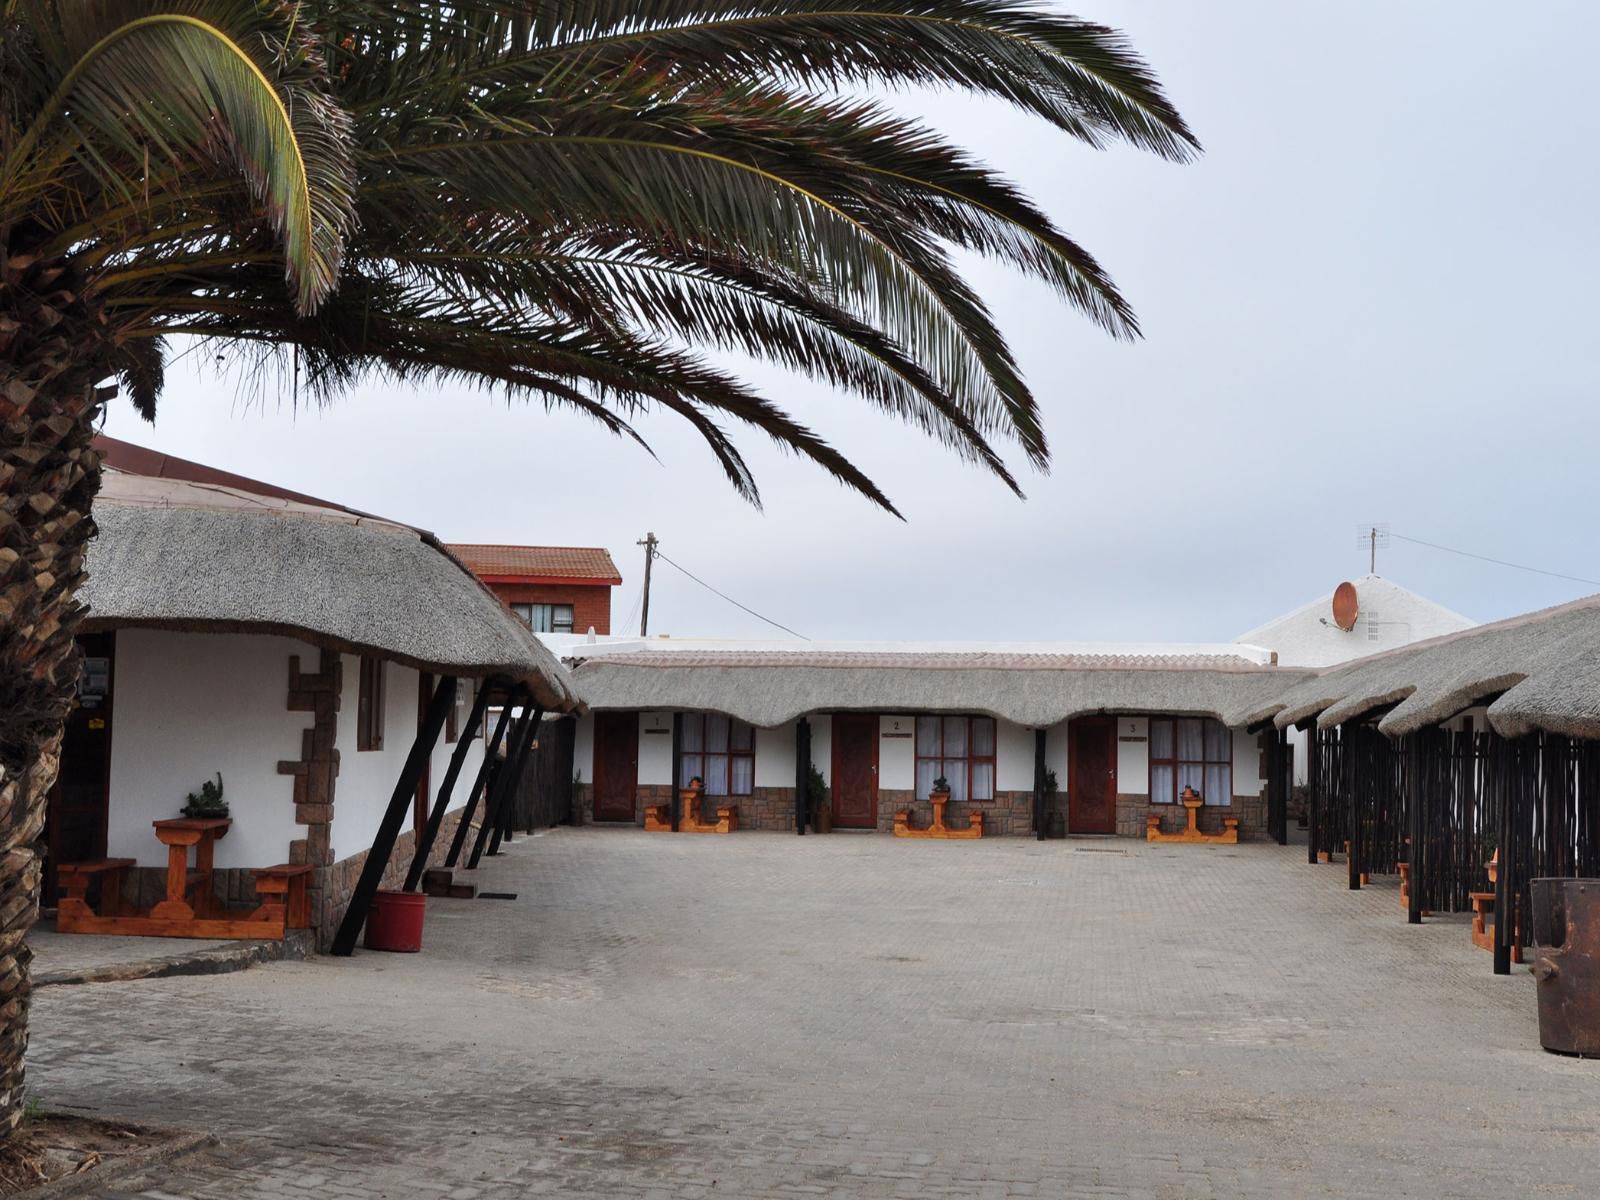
33 929 313 989
22 1131 217 1198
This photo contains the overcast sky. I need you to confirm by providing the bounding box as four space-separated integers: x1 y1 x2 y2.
103 2 1600 644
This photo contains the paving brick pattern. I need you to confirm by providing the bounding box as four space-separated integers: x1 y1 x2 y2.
28 829 1600 1198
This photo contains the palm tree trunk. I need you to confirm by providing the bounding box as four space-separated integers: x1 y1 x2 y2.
0 246 113 1136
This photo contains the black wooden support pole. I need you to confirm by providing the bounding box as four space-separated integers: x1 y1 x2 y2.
404 680 492 891
331 674 456 956
1306 723 1320 865
794 717 810 835
489 708 540 857
1034 729 1047 841
1407 735 1425 925
670 712 683 832
1348 729 1363 891
444 700 513 868
1276 728 1290 846
1265 732 1281 845
471 705 540 869
1492 743 1513 975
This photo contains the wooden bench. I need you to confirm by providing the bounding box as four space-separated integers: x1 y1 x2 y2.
645 788 738 833
250 864 314 930
1469 890 1524 961
57 859 135 922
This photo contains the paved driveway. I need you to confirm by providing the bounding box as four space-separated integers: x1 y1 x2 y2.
29 829 1600 1198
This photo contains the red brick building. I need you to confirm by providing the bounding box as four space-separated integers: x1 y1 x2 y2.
448 544 622 636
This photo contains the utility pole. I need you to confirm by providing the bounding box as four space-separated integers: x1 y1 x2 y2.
637 532 657 636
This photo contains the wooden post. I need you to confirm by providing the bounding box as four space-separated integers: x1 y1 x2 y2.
1034 728 1047 841
1348 724 1363 891
1408 732 1425 925
403 679 493 891
444 699 514 869
670 711 683 832
794 717 810 835
1306 721 1320 865
331 675 456 956
489 711 537 857
1275 728 1290 846
1492 736 1514 975
470 705 540 869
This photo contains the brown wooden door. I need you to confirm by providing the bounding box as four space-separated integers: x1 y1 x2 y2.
45 632 116 901
831 714 878 828
592 712 638 821
1067 716 1118 834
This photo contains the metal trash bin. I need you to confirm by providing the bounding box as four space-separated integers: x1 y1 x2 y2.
1530 878 1600 1057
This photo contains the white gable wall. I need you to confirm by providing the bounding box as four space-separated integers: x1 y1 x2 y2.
105 629 318 870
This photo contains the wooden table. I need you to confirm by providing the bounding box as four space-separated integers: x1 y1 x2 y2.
150 817 231 921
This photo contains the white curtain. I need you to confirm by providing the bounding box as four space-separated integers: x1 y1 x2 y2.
942 716 968 759
916 757 939 800
704 755 729 796
681 716 705 753
970 760 995 801
730 755 754 796
916 716 940 757
706 714 730 753
944 760 968 803
1151 763 1176 804
680 754 703 788
1204 763 1232 807
1150 718 1173 761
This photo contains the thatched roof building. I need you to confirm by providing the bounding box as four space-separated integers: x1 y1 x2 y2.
1255 593 1600 740
567 645 1310 728
82 470 577 710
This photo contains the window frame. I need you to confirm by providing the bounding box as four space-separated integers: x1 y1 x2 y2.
510 602 575 633
915 715 997 803
1148 717 1233 806
357 656 386 752
677 713 756 797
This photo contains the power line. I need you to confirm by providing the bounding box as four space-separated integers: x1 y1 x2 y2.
652 549 809 639
1392 531 1600 588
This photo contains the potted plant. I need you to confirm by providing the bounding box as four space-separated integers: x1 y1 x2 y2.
1482 829 1499 884
931 775 951 799
807 763 831 833
181 772 228 819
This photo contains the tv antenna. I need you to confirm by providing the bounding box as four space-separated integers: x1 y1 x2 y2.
1357 523 1390 575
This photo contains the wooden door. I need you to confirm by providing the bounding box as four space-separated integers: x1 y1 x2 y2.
1067 716 1118 834
592 712 638 822
45 632 116 901
831 714 878 829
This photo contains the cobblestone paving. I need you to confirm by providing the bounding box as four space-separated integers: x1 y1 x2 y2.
29 829 1600 1198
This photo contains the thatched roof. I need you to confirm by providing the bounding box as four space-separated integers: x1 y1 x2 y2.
1253 593 1600 739
568 648 1310 728
81 471 578 710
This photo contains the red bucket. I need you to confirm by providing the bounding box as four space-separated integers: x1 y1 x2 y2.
363 889 427 952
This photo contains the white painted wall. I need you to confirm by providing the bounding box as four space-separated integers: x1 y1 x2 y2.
333 656 418 862
105 630 317 870
994 719 1037 792
637 711 674 784
1044 720 1069 794
878 715 915 790
810 714 832 785
571 711 594 783
754 722 797 787
330 660 486 863
1233 727 1265 797
1115 716 1150 795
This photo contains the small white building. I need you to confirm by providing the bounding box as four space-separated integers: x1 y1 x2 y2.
50 462 575 944
1235 575 1477 782
546 636 1312 840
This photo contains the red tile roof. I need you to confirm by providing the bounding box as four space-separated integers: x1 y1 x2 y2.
448 543 622 585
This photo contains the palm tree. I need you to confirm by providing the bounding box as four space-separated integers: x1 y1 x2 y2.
0 0 1194 1133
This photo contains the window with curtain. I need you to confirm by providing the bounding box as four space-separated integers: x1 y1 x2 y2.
678 713 755 796
915 716 996 802
510 602 574 633
1149 717 1233 806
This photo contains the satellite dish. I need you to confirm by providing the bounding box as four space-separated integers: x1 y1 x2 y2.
1331 581 1359 632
